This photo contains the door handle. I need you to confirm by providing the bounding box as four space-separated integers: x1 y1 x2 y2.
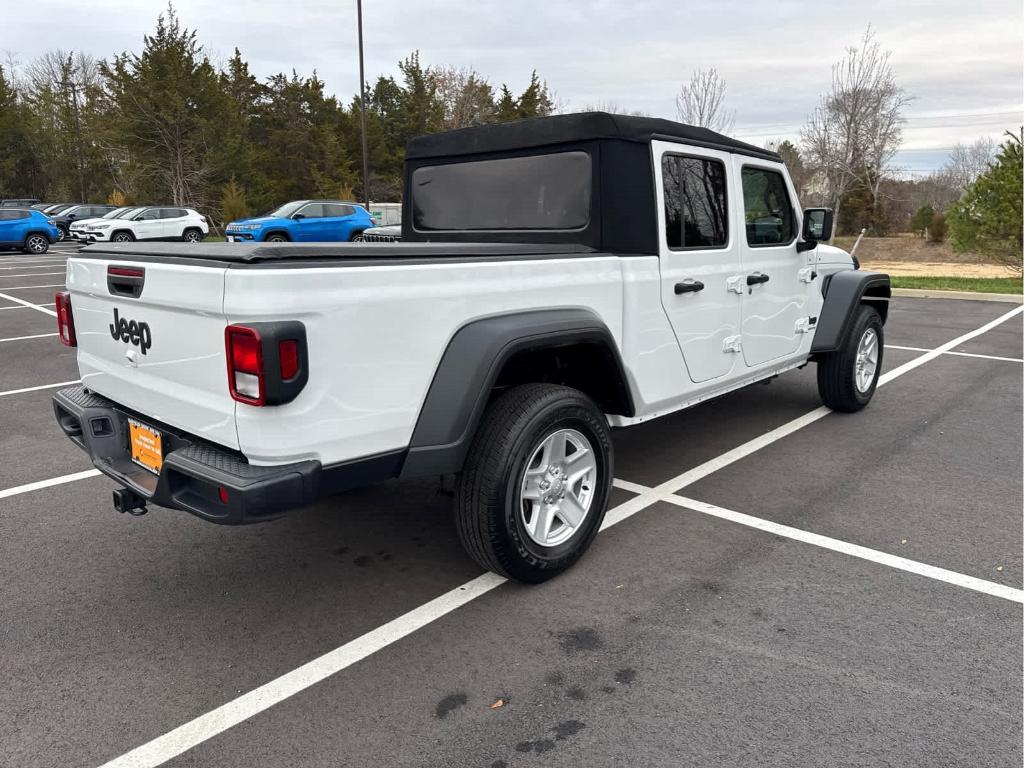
674 280 705 294
746 273 770 286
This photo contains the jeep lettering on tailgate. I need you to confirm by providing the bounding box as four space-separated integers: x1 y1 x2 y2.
109 307 152 355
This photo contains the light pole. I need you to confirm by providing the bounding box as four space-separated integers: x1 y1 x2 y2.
357 0 370 209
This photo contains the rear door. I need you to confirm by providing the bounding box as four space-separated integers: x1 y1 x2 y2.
323 203 356 240
0 209 27 244
66 256 238 449
654 139 742 383
159 208 188 238
732 159 815 367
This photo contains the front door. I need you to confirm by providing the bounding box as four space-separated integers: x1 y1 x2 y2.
133 208 163 240
733 159 814 368
293 203 329 241
654 140 742 384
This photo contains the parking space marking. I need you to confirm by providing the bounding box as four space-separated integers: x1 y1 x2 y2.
37 303 1024 768
0 283 64 289
0 380 79 398
665 495 1023 603
0 302 55 312
0 332 58 343
0 469 101 500
0 260 67 267
0 292 58 316
886 344 1023 364
0 272 66 279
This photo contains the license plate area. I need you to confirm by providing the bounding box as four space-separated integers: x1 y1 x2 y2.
129 418 163 474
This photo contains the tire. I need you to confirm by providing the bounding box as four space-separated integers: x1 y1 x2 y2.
455 383 613 583
265 233 288 243
349 230 364 242
182 228 202 243
56 226 66 242
817 304 883 413
111 231 134 243
23 234 49 254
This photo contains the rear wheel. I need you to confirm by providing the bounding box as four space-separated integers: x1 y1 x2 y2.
817 304 883 412
455 383 613 583
111 231 134 243
23 234 49 254
182 228 202 243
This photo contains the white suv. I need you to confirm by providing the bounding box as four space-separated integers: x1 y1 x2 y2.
83 207 208 243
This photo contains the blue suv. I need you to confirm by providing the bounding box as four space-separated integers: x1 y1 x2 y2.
225 200 374 243
0 208 61 254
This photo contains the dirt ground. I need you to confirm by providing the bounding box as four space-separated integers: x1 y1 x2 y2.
832 234 1020 277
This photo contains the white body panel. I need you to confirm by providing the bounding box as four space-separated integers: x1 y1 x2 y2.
65 142 851 469
66 258 237 449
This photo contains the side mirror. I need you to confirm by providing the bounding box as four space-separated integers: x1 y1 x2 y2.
292 213 306 221
802 208 833 243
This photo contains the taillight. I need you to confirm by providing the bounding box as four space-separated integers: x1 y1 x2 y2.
279 340 299 380
225 325 264 405
55 291 76 347
225 322 308 406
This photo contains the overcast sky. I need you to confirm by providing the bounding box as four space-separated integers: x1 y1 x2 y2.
5 0 1023 173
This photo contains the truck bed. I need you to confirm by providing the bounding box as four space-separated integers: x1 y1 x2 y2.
79 241 597 267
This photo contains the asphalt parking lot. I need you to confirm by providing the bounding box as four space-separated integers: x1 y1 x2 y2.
1 248 1021 768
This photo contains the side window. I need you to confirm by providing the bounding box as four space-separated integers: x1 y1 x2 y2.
662 155 728 249
137 209 160 220
159 208 180 219
323 203 354 217
297 203 325 219
0 210 24 220
741 167 795 246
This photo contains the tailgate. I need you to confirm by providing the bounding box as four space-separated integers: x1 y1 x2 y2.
66 257 239 450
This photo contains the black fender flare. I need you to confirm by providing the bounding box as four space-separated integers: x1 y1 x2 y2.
811 270 891 354
401 308 634 478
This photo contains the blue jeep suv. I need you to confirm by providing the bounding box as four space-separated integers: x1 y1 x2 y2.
0 208 61 254
225 200 374 243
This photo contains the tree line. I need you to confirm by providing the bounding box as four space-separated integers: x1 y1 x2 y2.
0 6 554 225
0 10 1018 266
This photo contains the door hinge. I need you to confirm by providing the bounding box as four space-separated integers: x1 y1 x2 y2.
723 335 742 353
798 267 816 283
726 275 745 294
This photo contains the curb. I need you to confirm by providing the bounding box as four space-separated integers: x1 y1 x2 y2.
891 288 1023 304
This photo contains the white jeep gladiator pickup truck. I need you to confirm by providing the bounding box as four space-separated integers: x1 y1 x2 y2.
52 113 890 582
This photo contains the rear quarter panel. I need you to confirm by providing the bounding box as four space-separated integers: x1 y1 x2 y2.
225 256 628 465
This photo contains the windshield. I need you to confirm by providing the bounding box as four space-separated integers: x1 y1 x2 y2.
47 204 73 214
111 207 143 219
266 201 306 219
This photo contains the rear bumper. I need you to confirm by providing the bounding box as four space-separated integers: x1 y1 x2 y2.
53 386 320 524
52 386 406 524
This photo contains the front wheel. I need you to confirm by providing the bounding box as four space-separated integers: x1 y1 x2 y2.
455 383 613 583
817 305 883 412
23 234 49 254
265 233 288 243
111 231 134 243
56 227 66 242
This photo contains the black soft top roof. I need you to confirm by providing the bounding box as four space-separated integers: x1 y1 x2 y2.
406 111 779 162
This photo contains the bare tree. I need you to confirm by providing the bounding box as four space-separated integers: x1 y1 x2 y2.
676 67 735 134
578 101 650 116
801 27 909 240
429 66 495 130
943 136 996 192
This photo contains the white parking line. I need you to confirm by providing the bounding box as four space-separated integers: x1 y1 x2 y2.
0 302 55 312
0 272 66 279
0 283 63 290
0 469 101 500
0 380 79 397
666 495 1023 603
0 259 67 267
886 344 1023 364
0 292 58 317
0 333 58 343
91 304 1024 768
